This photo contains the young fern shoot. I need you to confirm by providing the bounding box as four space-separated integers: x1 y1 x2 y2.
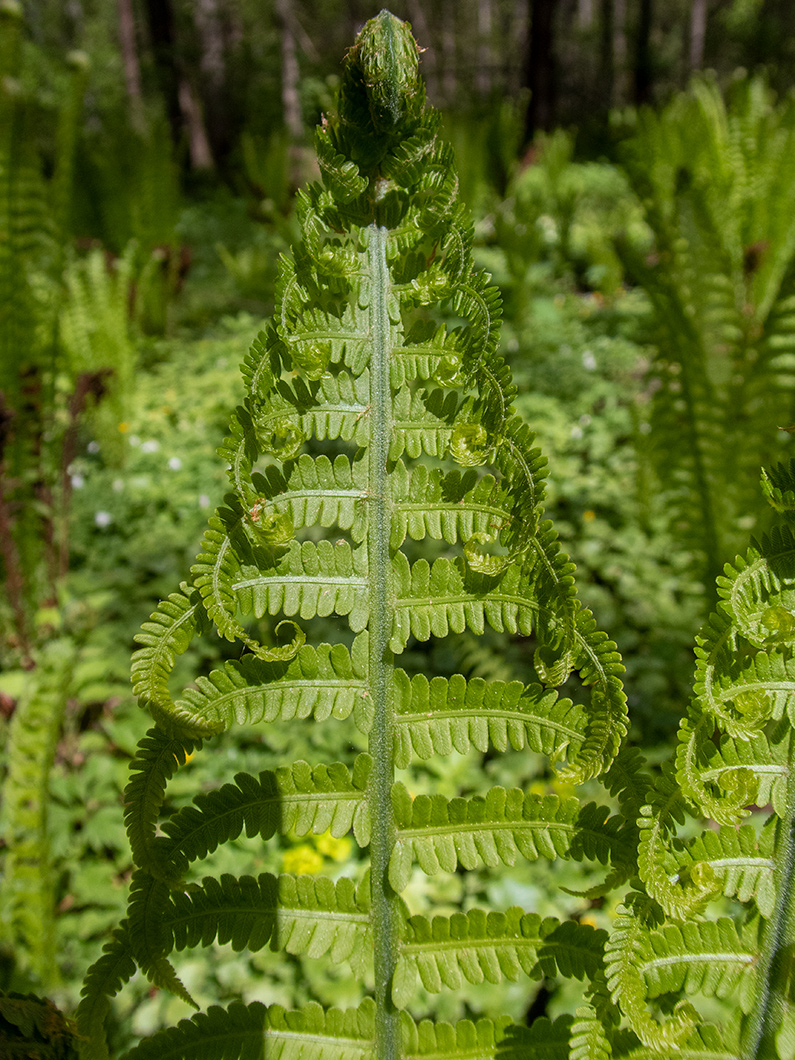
78 11 631 1059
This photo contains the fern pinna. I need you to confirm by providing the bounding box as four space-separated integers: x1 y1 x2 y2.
77 11 630 1059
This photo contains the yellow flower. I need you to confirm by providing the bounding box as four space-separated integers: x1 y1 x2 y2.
583 510 596 522
282 844 323 875
118 422 130 433
316 831 352 862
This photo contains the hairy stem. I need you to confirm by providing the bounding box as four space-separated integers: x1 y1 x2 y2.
366 223 400 1060
744 756 795 1058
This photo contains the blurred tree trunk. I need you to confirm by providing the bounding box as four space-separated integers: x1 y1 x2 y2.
524 0 556 139
178 78 214 169
635 0 653 104
142 0 180 145
406 0 438 98
116 0 143 128
143 0 213 169
194 0 230 164
476 0 493 97
599 0 614 112
578 0 594 28
441 0 457 105
612 0 628 106
276 0 303 142
689 0 707 71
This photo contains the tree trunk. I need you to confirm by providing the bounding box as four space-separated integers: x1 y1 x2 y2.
635 0 653 104
194 0 229 162
117 0 143 128
406 0 438 100
525 0 556 140
476 0 493 97
142 0 182 152
612 0 628 107
276 0 303 142
441 0 457 106
178 77 214 169
599 0 614 114
689 0 707 72
578 0 594 28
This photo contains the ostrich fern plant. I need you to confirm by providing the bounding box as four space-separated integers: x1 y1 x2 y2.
76 12 795 1060
78 11 627 1057
617 75 795 598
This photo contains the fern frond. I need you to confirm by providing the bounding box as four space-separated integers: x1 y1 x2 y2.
616 1019 742 1059
392 670 585 768
605 905 698 1051
260 454 370 542
569 1003 612 1060
120 1000 377 1060
155 872 371 975
0 638 75 987
76 928 136 1060
231 539 369 631
639 917 758 1005
677 819 776 916
130 584 216 736
401 1014 573 1060
636 764 720 918
108 13 634 1058
124 727 202 872
393 908 551 1005
127 871 197 1007
149 755 372 881
387 786 626 890
174 637 369 733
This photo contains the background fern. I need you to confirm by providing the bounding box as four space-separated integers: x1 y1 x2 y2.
78 12 630 1059
617 75 795 596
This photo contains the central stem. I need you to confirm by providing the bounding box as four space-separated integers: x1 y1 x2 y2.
366 223 400 1060
744 753 795 1059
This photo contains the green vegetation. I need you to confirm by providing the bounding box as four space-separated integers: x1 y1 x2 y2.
2 4 795 1060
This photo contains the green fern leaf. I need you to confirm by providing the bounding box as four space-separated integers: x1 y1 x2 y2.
149 756 371 882
393 908 551 1004
401 1014 572 1060
75 928 137 1060
175 638 370 733
119 1000 377 1060
392 670 585 768
162 872 371 974
124 728 202 872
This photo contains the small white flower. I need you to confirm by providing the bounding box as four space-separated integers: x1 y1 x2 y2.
71 473 85 489
112 478 124 492
582 350 597 370
128 435 141 447
87 441 100 454
94 511 113 528
579 414 592 427
199 494 211 509
141 440 160 453
168 457 182 470
570 425 583 440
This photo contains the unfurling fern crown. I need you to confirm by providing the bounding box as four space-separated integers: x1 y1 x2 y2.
78 11 632 1059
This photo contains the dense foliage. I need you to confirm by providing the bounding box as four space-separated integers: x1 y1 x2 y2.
2 4 795 1060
